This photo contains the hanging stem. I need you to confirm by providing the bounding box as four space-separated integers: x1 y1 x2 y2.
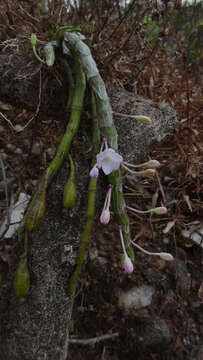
25 59 86 229
63 32 134 262
68 91 100 296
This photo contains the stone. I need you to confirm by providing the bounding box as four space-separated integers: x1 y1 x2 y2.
120 285 155 312
145 318 173 350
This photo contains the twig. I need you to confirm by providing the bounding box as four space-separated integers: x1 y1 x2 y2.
0 112 17 132
155 171 166 203
68 332 119 345
19 4 40 22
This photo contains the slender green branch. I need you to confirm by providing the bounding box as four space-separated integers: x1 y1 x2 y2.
68 92 100 296
68 177 97 296
59 57 75 115
62 32 134 261
25 59 86 231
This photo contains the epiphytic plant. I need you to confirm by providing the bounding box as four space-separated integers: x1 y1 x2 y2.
14 27 173 300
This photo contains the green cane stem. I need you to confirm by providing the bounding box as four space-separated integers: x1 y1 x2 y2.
25 59 86 229
24 230 29 256
62 32 134 262
68 92 100 296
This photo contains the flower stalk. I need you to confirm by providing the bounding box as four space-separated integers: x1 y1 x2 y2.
131 240 174 261
126 205 168 215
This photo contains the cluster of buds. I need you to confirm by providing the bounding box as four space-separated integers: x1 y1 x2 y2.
90 138 174 274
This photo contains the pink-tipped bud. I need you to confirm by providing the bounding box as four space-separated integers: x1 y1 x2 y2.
159 252 174 261
90 166 99 178
151 207 168 215
139 169 156 178
135 115 152 125
100 209 110 224
123 254 134 274
144 160 161 169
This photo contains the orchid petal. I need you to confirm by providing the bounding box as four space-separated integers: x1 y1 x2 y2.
96 148 123 175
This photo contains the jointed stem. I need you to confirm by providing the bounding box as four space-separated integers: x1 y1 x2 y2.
25 59 86 228
68 92 100 296
62 32 134 262
68 177 97 296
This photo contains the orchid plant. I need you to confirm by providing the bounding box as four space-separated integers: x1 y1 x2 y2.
22 29 173 300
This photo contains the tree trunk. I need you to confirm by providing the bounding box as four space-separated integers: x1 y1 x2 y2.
0 54 178 360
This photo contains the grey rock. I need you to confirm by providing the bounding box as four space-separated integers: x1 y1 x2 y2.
145 318 173 350
108 85 178 164
121 285 155 312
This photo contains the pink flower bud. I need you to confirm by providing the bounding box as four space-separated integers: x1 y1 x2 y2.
100 209 110 224
144 160 161 169
135 115 152 125
151 207 168 215
90 166 99 178
139 169 156 178
123 254 134 274
159 252 174 261
119 227 134 274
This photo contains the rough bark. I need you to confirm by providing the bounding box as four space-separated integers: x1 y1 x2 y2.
0 54 178 360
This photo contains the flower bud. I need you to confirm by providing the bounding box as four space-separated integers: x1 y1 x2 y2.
90 166 99 178
144 160 161 169
151 207 168 215
135 115 152 125
158 252 174 261
30 33 37 46
123 254 134 274
63 180 77 210
138 169 156 178
25 194 46 232
100 209 110 224
14 257 30 300
25 169 50 232
63 155 77 210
